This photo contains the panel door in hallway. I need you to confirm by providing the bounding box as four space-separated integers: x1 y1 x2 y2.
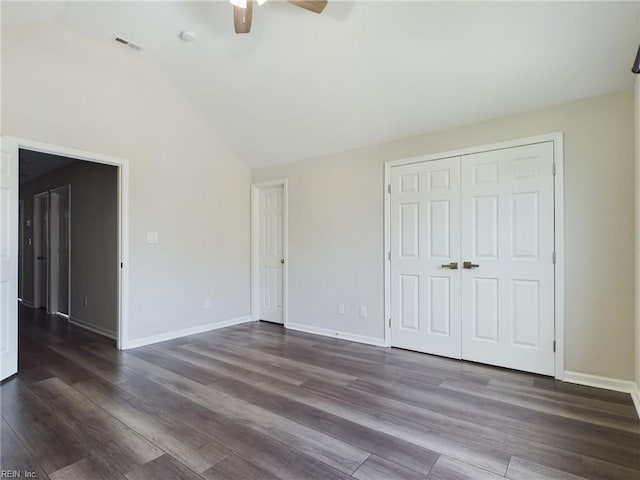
50 185 70 316
33 191 49 310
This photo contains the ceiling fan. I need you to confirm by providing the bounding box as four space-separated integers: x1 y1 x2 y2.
229 0 328 34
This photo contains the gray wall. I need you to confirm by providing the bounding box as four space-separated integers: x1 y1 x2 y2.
254 89 636 381
20 159 118 336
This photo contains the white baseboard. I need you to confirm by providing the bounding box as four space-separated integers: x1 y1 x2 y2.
631 383 640 418
123 315 253 350
286 322 386 347
69 316 117 340
20 299 35 308
563 370 640 417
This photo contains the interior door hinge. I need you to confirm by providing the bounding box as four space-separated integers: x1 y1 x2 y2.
387 251 391 261
388 318 391 327
552 163 556 176
553 340 556 352
552 252 556 264
387 184 391 194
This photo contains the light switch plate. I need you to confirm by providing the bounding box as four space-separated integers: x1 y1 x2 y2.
359 305 368 317
146 232 159 244
337 303 345 315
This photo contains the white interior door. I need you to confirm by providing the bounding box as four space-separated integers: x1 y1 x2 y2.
390 157 462 358
1 138 19 381
258 186 284 324
49 185 70 316
33 192 49 310
460 142 555 375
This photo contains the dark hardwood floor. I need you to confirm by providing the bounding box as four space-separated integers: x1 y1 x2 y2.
2 305 639 479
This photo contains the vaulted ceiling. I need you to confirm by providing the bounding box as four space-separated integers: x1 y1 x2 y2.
3 1 639 167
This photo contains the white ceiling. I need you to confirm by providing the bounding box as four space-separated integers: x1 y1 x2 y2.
3 1 639 167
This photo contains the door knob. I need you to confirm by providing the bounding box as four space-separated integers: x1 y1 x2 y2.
463 261 479 269
280 259 285 264
441 262 458 269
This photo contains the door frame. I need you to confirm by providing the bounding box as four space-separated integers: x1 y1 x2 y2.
250 179 289 326
6 136 130 349
383 132 565 379
49 184 71 317
33 191 50 311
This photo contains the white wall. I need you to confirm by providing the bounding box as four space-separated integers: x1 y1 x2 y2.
20 161 118 336
254 89 636 381
2 23 252 343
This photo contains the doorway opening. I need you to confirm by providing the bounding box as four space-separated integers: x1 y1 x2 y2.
19 149 119 339
0 136 130 382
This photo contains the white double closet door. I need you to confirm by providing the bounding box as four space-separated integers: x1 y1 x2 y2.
390 142 555 375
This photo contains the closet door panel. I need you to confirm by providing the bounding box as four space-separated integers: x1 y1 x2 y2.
460 142 555 375
390 157 462 358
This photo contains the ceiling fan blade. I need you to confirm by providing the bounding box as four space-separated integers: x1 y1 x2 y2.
234 0 253 34
289 0 327 14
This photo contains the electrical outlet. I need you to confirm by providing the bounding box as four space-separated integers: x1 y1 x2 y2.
83 296 88 307
204 298 213 309
337 303 345 314
359 305 367 317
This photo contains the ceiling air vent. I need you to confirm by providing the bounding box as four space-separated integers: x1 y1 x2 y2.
113 36 143 52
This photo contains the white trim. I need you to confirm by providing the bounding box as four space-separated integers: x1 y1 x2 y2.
69 316 117 340
19 299 35 308
631 384 640 417
563 371 640 418
286 322 386 347
384 162 392 347
124 315 253 350
383 132 565 379
563 370 637 392
250 179 288 326
553 133 565 380
4 136 130 350
385 133 565 169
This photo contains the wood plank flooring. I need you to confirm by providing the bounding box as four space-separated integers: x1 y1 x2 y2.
2 305 638 479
